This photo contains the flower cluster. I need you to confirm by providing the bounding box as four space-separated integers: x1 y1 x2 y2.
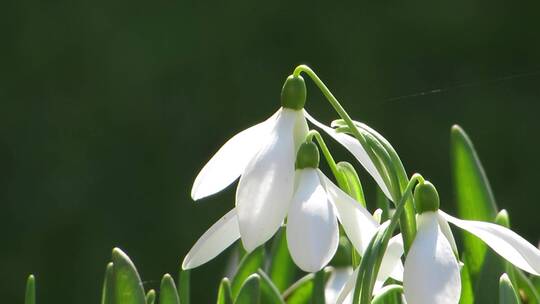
183 66 540 304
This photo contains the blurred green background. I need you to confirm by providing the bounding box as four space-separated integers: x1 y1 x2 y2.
2 0 540 302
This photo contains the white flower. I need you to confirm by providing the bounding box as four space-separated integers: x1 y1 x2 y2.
183 162 402 273
403 183 540 304
190 107 392 252
191 107 309 251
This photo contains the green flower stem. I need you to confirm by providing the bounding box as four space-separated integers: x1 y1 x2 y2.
353 174 424 304
306 130 347 187
295 65 416 253
356 122 417 253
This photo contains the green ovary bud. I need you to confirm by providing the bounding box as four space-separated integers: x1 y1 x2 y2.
281 75 306 110
414 181 440 213
295 142 320 169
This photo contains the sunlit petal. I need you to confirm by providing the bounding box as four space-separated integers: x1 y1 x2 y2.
304 110 392 200
191 110 279 200
319 172 379 254
441 210 540 275
182 208 240 269
380 235 404 282
437 212 459 256
326 267 353 304
403 212 461 304
236 108 306 251
287 169 339 272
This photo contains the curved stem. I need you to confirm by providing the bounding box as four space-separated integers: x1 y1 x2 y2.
295 65 416 253
352 174 424 304
306 130 348 189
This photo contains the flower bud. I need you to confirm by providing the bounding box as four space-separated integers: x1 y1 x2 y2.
414 181 440 213
295 141 319 169
281 75 306 110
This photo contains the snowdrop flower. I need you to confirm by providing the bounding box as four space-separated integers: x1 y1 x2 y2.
183 142 403 275
190 75 391 252
403 181 540 304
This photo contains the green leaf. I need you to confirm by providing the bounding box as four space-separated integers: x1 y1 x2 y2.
231 246 265 297
234 274 261 304
336 161 366 207
267 227 296 293
370 284 403 304
500 273 522 304
257 270 285 304
111 247 146 304
177 270 190 304
160 274 180 304
459 257 474 304
25 274 35 304
217 278 233 304
146 290 156 304
511 269 540 304
450 125 498 277
101 263 115 304
282 273 315 304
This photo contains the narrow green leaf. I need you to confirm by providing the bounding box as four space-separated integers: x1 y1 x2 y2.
450 125 498 277
234 274 260 304
217 278 233 304
177 270 190 304
25 274 35 304
500 273 522 304
257 270 285 304
111 247 146 304
267 227 296 293
231 246 265 297
146 290 156 304
459 257 474 304
337 161 366 207
159 274 180 304
101 263 115 304
282 273 315 304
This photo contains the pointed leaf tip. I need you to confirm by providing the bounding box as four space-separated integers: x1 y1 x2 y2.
111 247 146 304
160 274 180 304
25 274 36 304
146 290 156 304
499 273 521 304
217 278 233 304
234 274 261 304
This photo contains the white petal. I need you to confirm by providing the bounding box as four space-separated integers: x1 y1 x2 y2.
287 169 339 272
437 212 459 256
403 212 461 304
441 210 540 275
379 235 404 282
319 172 379 254
182 208 240 269
326 267 354 304
191 110 279 200
336 267 358 304
304 110 392 201
236 108 307 251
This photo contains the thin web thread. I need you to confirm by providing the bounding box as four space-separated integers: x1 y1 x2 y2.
382 69 540 103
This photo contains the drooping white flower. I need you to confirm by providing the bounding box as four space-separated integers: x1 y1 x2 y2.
403 181 540 304
184 141 403 274
191 76 391 252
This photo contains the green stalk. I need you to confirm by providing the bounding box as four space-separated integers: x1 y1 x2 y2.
294 65 416 253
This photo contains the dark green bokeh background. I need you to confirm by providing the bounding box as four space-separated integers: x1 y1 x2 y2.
2 0 540 302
